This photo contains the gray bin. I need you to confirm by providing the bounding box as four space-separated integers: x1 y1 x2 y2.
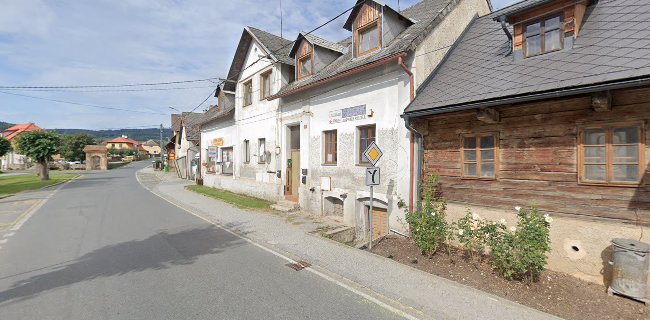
609 238 650 301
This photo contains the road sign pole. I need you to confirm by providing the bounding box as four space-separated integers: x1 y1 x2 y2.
369 184 373 250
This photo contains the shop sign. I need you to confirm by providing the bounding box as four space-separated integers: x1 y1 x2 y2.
212 138 224 146
329 105 366 124
208 146 218 157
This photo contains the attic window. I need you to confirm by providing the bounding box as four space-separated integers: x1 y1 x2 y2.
356 21 380 56
298 54 312 79
525 14 563 57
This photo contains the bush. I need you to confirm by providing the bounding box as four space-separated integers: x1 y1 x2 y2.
406 175 453 256
488 206 551 283
454 211 490 262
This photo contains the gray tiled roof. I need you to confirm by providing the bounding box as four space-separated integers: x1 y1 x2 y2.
490 0 553 18
405 0 650 114
200 93 235 126
289 32 346 58
224 27 294 92
182 112 206 143
273 0 458 98
247 26 295 66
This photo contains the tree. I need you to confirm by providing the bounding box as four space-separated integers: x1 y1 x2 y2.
15 130 62 180
61 134 95 162
0 137 11 157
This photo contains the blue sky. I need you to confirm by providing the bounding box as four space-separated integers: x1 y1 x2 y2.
0 0 519 130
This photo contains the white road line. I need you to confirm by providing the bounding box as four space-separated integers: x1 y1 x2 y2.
0 239 7 244
10 177 75 232
135 170 420 320
3 232 15 238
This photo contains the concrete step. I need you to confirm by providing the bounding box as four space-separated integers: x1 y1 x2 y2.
271 200 300 212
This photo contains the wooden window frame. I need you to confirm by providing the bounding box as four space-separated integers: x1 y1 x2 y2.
460 133 499 180
358 125 376 165
355 20 381 57
577 123 645 187
524 12 564 58
323 130 337 165
259 70 272 100
297 53 313 80
242 79 253 107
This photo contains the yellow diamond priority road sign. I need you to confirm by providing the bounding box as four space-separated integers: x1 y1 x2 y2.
363 141 383 167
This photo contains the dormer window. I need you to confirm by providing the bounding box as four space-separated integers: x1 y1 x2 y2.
356 21 380 56
298 54 312 79
525 14 563 57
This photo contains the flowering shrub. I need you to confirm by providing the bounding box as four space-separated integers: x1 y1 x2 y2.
488 206 551 282
406 174 452 256
453 211 489 262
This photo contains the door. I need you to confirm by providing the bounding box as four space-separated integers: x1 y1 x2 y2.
285 125 301 202
221 147 234 175
91 156 101 170
367 206 388 241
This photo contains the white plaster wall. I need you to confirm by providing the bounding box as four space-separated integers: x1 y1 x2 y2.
201 118 237 182
280 64 412 238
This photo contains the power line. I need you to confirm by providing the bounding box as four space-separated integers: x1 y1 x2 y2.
0 77 222 89
0 85 217 93
0 90 166 115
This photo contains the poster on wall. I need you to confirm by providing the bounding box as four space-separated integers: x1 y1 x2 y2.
207 146 217 173
329 105 366 124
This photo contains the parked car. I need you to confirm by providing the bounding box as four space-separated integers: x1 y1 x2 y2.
67 161 81 165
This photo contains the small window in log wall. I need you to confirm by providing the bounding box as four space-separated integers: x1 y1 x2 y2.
579 125 644 186
461 134 497 179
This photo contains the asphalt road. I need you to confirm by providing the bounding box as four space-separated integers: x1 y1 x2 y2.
0 162 402 320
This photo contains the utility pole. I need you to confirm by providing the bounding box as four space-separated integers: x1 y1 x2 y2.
159 124 164 166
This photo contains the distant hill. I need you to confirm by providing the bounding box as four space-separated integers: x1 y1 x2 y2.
0 121 15 131
0 121 169 142
51 128 172 143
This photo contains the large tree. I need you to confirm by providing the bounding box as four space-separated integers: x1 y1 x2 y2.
15 130 62 180
0 137 11 158
61 133 95 162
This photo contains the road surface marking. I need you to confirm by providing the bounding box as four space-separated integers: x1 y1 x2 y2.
136 170 420 320
0 239 7 244
9 178 76 232
3 232 14 238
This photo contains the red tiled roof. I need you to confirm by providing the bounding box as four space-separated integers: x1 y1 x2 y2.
1 123 42 140
105 137 140 145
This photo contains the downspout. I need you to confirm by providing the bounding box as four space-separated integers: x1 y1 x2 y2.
397 55 419 213
497 15 513 56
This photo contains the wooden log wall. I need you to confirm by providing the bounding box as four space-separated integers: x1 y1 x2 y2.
416 86 650 225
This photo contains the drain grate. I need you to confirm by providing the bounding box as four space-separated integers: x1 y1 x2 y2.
286 260 311 271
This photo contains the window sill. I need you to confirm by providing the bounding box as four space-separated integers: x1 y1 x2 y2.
578 181 642 188
356 163 372 167
322 163 337 167
460 176 497 181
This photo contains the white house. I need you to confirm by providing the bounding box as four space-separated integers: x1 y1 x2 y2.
269 0 492 240
200 26 295 200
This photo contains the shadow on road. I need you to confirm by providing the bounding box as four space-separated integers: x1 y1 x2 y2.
0 224 247 305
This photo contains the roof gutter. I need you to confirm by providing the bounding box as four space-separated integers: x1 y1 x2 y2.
403 75 650 118
268 52 408 100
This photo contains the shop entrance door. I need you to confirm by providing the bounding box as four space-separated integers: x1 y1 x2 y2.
221 147 234 175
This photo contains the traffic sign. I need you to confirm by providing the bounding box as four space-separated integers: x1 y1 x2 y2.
362 141 383 166
365 167 380 186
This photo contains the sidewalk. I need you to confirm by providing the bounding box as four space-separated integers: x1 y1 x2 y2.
138 168 561 320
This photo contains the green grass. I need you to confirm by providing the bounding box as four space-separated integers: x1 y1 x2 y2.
0 173 79 198
186 185 273 210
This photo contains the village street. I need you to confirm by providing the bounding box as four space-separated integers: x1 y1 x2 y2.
0 162 403 320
